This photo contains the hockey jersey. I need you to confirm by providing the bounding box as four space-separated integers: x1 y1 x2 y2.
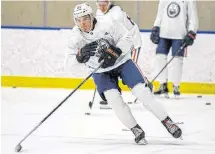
65 18 134 73
96 5 142 49
154 0 199 39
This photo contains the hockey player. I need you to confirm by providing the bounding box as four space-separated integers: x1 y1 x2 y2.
67 3 182 144
150 0 198 97
96 0 142 62
96 0 144 107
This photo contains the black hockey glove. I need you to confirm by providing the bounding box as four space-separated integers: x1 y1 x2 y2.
150 26 160 44
76 41 98 63
97 39 122 68
182 31 196 47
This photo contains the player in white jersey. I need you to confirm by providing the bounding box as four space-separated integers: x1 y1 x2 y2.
96 0 144 107
150 0 198 97
67 3 182 144
96 0 142 62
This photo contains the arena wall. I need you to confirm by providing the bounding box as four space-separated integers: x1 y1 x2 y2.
2 1 215 30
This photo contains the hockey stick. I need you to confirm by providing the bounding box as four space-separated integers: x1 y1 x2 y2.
85 88 96 115
89 88 96 109
14 63 103 152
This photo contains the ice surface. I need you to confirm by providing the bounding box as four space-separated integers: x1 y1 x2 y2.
1 88 215 154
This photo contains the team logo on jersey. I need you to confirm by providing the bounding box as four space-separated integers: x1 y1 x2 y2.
167 2 180 18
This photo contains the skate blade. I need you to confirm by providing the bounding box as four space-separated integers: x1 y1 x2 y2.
164 93 169 99
174 95 180 99
100 106 112 109
154 93 169 99
122 128 130 131
137 138 148 145
175 122 184 125
179 136 183 140
128 101 139 104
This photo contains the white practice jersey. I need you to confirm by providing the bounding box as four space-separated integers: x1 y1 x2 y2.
154 0 199 39
96 5 142 49
66 18 133 73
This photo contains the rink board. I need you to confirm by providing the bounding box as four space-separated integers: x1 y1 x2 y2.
1 29 215 95
1 76 215 94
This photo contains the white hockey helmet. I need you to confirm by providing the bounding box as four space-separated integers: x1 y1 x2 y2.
73 3 94 32
96 0 111 6
73 3 93 19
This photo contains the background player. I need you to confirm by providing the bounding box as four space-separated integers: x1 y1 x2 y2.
150 0 199 98
96 0 143 107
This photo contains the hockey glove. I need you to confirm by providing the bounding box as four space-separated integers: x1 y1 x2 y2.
97 39 122 68
182 31 196 47
150 26 160 44
76 41 98 63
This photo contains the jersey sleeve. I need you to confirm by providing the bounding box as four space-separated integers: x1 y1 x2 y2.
110 19 133 55
112 6 134 30
154 0 165 27
111 6 141 49
110 6 124 23
187 0 199 33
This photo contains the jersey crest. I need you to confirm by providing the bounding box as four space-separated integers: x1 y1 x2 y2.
167 2 181 18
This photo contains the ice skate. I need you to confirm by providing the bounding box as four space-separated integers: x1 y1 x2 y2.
131 124 148 145
154 83 169 98
162 116 182 139
100 100 112 109
173 85 180 99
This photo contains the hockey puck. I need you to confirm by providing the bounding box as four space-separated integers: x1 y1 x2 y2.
127 102 132 104
206 102 211 105
197 95 202 98
85 112 91 115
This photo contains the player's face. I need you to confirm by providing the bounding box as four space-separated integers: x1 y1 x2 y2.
75 15 92 32
97 0 109 13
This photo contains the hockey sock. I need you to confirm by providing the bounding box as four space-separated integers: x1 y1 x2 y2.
132 83 168 121
172 57 183 86
156 54 168 84
104 89 137 129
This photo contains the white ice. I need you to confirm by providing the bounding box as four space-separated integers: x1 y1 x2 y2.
1 87 215 154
